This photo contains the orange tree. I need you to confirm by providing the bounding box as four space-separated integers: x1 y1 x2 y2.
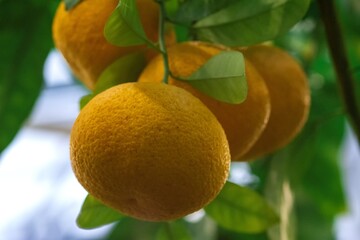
1 0 360 239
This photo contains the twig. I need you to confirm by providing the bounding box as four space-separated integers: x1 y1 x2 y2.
317 0 360 146
156 0 170 84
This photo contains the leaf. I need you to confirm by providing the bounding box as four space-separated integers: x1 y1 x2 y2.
0 1 55 154
76 194 124 229
173 0 238 24
295 199 335 240
178 50 247 104
193 0 311 46
79 51 146 109
205 181 279 233
64 0 82 11
286 82 347 217
156 221 192 240
299 117 347 216
217 224 270 240
95 52 146 94
164 0 180 20
105 218 162 240
104 0 152 47
79 94 93 110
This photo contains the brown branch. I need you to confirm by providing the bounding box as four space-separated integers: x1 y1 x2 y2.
317 0 360 146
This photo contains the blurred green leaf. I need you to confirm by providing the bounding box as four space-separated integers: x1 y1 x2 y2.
79 51 146 109
94 52 146 94
173 0 238 24
205 181 279 233
64 0 82 11
178 51 247 104
217 225 269 240
286 81 347 217
104 0 153 47
295 198 335 240
77 194 124 229
310 45 336 83
156 221 192 240
0 0 55 154
164 0 180 20
79 94 93 110
105 218 162 240
193 0 311 46
300 117 346 216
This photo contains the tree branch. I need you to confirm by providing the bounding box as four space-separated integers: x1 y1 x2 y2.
317 0 360 146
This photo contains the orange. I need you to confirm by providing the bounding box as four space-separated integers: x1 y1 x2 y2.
138 42 271 160
52 0 175 90
70 82 230 221
239 45 311 160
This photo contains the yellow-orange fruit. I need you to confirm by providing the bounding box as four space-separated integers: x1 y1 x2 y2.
138 42 271 160
70 82 230 221
52 0 175 89
239 45 311 160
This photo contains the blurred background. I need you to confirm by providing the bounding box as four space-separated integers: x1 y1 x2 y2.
1 0 360 239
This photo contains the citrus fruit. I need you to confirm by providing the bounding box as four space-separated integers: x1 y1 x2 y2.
238 45 311 160
70 82 230 221
52 0 175 90
138 42 271 160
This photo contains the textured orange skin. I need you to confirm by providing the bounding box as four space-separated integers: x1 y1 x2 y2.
139 42 271 160
52 0 175 90
239 45 311 160
70 82 230 221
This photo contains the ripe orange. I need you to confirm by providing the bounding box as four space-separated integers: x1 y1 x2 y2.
70 82 230 221
52 0 175 89
138 42 271 160
239 45 311 160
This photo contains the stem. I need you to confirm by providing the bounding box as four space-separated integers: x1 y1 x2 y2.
157 0 170 84
317 0 360 146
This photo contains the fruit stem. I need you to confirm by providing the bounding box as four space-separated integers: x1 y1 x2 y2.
157 0 170 84
317 0 360 146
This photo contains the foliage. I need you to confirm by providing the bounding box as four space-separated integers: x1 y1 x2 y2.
1 0 359 239
0 0 57 153
178 51 247 104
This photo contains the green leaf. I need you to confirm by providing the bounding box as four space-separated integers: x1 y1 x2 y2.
218 227 269 240
295 199 335 240
178 51 247 104
173 0 238 24
79 94 93 110
164 0 180 20
300 117 347 216
76 194 124 229
205 181 279 233
105 218 162 240
95 52 146 94
64 0 82 11
0 1 55 154
104 0 152 47
286 82 347 217
79 51 146 109
156 221 192 240
193 0 311 46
